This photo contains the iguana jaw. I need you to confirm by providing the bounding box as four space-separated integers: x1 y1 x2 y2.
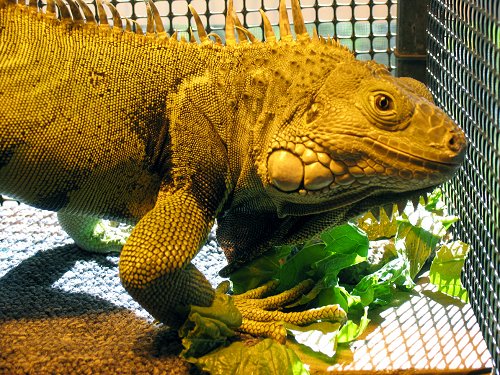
265 134 465 198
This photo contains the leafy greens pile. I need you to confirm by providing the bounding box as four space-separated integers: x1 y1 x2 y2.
180 189 471 374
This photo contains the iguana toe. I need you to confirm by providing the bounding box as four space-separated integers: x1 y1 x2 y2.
231 279 347 343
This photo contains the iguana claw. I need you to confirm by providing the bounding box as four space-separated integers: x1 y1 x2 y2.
223 279 347 344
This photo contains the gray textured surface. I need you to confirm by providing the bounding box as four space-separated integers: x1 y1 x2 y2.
0 201 227 374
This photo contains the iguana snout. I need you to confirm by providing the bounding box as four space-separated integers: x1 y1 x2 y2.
412 102 466 162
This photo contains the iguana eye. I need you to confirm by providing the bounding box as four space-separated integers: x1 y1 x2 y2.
375 94 393 111
359 86 411 130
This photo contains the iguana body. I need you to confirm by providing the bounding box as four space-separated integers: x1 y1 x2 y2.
0 0 466 339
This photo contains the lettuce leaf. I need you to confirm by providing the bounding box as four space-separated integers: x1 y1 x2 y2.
429 241 470 302
275 224 370 312
286 308 369 359
356 204 399 240
229 245 293 294
276 223 369 292
337 307 370 343
179 293 242 358
286 321 341 358
182 188 470 373
394 219 441 279
350 257 414 308
187 338 309 375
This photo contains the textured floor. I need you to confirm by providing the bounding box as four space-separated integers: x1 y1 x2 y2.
0 202 227 374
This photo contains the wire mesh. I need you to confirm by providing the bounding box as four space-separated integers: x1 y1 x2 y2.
427 1 499 373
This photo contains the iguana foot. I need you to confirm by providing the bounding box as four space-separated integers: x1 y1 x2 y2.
221 279 347 343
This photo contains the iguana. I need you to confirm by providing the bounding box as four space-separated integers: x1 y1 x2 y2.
0 0 466 342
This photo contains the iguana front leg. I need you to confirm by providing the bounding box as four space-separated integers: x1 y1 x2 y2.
119 187 216 326
115 74 232 326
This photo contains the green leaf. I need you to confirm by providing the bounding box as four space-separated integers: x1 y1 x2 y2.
179 293 242 358
313 252 367 284
187 338 309 375
316 285 351 312
440 215 460 231
279 224 369 310
285 309 368 360
423 188 445 214
229 245 293 294
355 205 399 240
395 219 441 279
275 243 330 292
276 224 369 294
337 307 370 343
350 257 414 308
320 223 370 258
429 241 470 302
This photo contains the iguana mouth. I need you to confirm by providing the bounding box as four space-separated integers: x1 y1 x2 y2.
265 146 400 194
266 134 464 195
266 138 364 194
353 186 436 221
265 149 396 196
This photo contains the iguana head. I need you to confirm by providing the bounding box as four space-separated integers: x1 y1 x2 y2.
258 59 466 218
244 1 467 219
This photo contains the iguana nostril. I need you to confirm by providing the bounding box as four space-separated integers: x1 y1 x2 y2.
449 135 456 148
447 132 465 153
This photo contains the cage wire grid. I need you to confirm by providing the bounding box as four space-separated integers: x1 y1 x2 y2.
427 0 499 373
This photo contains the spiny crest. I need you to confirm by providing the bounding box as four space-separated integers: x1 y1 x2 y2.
0 0 346 48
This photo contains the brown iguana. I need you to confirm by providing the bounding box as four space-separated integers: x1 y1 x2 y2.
0 0 466 341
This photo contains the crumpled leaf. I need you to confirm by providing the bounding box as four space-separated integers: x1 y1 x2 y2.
282 224 369 311
178 186 471 375
429 241 470 302
395 219 441 279
338 240 398 285
187 338 309 375
356 204 399 240
337 307 370 344
275 243 330 293
350 257 414 308
230 245 293 294
179 293 242 358
320 223 370 259
286 308 370 359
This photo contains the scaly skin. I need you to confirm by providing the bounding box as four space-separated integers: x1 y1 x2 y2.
0 0 466 341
